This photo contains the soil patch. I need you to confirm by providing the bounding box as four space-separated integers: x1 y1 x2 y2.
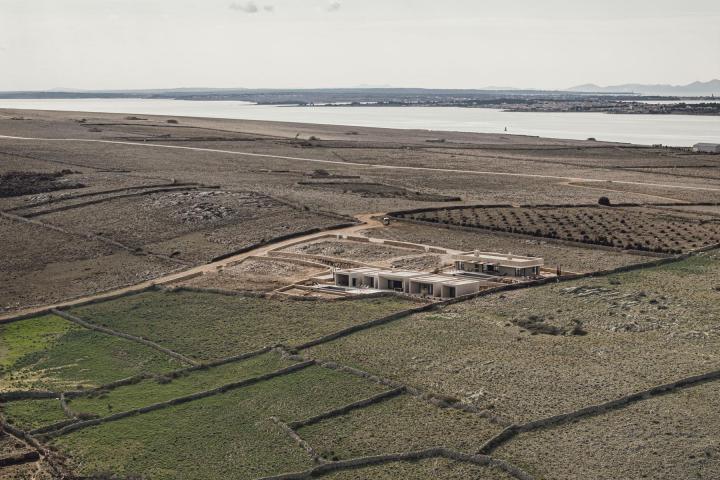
0 170 84 198
299 181 461 202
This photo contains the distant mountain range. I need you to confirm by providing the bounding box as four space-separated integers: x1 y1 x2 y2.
569 80 720 96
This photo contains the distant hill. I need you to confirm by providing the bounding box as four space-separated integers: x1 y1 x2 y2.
569 80 720 96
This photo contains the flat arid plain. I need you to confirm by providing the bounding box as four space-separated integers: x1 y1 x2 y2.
2 108 720 479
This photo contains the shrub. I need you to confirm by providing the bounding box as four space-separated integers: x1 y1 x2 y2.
598 196 611 206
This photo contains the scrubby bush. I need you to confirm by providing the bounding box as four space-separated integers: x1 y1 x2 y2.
598 196 611 206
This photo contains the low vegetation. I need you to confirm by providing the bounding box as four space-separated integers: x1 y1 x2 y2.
309 253 720 423
298 394 502 460
0 314 180 391
66 353 293 417
70 290 417 361
51 366 388 480
322 459 515 480
399 205 720 253
2 397 67 431
496 381 720 479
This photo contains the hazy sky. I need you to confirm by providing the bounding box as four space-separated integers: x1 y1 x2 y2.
1 0 719 90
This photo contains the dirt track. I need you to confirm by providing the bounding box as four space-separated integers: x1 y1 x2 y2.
0 213 384 322
3 134 720 193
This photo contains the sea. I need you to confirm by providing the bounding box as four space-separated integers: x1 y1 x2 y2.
1 98 719 147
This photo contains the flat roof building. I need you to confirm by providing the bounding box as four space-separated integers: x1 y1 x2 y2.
452 251 544 278
693 143 720 154
332 267 486 298
408 274 485 299
333 267 383 289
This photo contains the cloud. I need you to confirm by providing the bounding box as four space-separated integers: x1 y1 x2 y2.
325 1 341 12
229 1 259 13
263 5 275 12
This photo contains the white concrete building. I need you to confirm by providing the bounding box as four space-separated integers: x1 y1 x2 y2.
452 251 543 278
332 267 486 298
333 267 383 289
374 270 426 293
693 143 720 154
408 274 485 298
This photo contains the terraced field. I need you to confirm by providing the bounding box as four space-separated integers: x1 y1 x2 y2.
69 289 418 361
397 205 720 253
4 111 720 479
0 314 180 392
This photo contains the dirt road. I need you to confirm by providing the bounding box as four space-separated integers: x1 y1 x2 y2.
0 214 384 323
2 134 720 193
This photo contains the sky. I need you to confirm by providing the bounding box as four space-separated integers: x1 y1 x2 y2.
1 0 719 91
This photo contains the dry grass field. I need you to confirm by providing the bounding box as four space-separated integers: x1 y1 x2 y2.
3 110 720 479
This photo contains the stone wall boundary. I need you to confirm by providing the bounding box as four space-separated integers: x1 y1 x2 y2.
254 447 534 480
21 185 203 218
293 303 439 351
0 418 72 477
39 360 315 440
478 368 720 455
388 216 669 258
270 416 325 463
267 251 370 268
163 285 421 304
0 390 58 401
6 182 201 213
0 211 188 266
299 353 512 427
209 223 358 263
51 308 198 366
288 387 406 430
265 234 337 253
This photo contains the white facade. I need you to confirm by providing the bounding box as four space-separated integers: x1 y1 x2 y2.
693 143 720 154
408 274 483 298
452 251 544 278
333 267 484 298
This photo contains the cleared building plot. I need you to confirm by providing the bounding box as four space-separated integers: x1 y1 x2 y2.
179 257 328 293
281 239 420 264
363 221 649 274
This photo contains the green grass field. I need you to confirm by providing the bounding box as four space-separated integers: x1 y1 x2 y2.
2 397 67 431
322 459 515 480
0 314 73 371
1 314 181 392
70 290 417 361
52 366 388 479
298 394 502 461
67 352 293 417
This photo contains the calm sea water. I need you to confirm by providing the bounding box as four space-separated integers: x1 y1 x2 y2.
1 98 719 147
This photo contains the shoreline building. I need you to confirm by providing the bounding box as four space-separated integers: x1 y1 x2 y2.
693 143 720 154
